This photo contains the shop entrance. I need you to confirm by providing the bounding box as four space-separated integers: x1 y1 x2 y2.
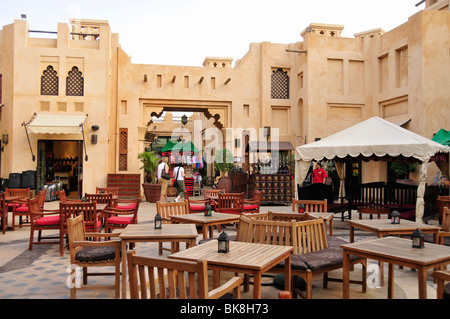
37 140 83 199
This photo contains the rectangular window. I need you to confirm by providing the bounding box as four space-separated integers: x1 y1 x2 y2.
119 128 128 171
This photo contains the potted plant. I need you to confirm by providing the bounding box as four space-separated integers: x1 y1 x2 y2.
138 151 161 202
213 148 236 193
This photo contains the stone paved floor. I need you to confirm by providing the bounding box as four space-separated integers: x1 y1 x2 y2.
0 194 442 300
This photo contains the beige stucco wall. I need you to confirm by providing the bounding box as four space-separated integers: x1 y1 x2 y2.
0 3 449 196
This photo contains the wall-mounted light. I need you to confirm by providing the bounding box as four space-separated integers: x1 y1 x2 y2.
91 125 99 131
2 134 8 145
181 114 188 125
91 134 98 144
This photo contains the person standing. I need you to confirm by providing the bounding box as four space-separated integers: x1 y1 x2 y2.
157 157 170 203
312 162 328 183
173 163 185 202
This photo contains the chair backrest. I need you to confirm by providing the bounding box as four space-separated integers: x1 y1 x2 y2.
246 218 297 247
96 187 119 196
27 197 41 214
156 201 189 223
0 192 6 211
204 189 225 200
292 199 328 213
268 211 313 222
443 207 450 232
37 190 46 209
67 214 86 259
60 202 98 230
5 188 30 199
252 190 262 201
242 212 269 220
217 192 244 214
293 218 328 255
127 252 209 299
58 190 68 203
437 197 450 222
85 193 113 205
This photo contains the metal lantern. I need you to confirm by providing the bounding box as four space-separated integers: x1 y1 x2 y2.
391 210 401 224
204 203 212 217
412 228 424 248
154 213 162 229
218 231 230 253
298 203 305 214
81 196 87 202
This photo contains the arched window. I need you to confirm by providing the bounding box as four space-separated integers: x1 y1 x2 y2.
41 65 58 95
66 66 84 96
271 68 289 99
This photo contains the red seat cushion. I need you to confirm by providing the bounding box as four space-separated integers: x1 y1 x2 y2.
85 221 103 229
116 204 136 210
107 216 133 225
35 215 60 226
14 206 29 212
243 204 258 210
190 204 205 211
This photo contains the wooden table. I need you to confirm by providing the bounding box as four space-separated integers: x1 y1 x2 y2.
349 219 441 243
119 223 198 299
342 237 450 299
170 212 241 239
168 240 293 299
349 218 441 285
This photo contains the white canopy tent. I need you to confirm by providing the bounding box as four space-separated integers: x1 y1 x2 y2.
294 117 450 223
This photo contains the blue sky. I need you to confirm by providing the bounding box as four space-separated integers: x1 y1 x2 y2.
1 0 423 66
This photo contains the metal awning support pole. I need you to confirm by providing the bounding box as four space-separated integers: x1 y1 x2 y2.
80 123 88 162
21 113 37 162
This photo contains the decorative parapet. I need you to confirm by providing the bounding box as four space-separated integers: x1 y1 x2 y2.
301 23 344 39
69 18 109 41
354 28 386 39
202 57 233 68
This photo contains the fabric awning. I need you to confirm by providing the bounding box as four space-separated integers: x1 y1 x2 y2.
26 113 87 134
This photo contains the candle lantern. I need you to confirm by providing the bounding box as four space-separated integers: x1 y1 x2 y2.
391 210 400 224
298 203 305 214
154 213 162 229
81 196 87 202
412 228 424 248
217 231 230 253
204 203 212 217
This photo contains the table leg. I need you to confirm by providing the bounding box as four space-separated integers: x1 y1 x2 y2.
284 254 291 293
202 225 208 239
378 234 384 287
387 263 394 299
209 225 214 238
213 270 220 289
121 239 128 299
253 272 262 299
417 266 427 299
343 249 350 299
350 225 355 243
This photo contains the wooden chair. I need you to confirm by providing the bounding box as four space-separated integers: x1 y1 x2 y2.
85 193 113 208
184 191 211 214
127 251 242 299
431 270 450 299
5 188 30 212
67 214 121 299
96 187 119 196
60 202 102 255
246 218 296 247
12 190 46 230
437 196 450 226
156 201 190 254
437 207 450 246
292 198 328 213
289 219 366 299
103 197 140 234
243 190 262 214
216 192 245 215
0 193 8 234
58 190 81 203
28 197 63 254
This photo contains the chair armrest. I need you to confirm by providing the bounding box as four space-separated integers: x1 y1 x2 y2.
243 199 259 205
208 276 243 299
85 232 121 239
73 239 121 247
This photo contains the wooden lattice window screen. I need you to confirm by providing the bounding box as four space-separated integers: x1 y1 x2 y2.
41 65 59 95
271 68 289 99
119 128 128 171
66 66 84 96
